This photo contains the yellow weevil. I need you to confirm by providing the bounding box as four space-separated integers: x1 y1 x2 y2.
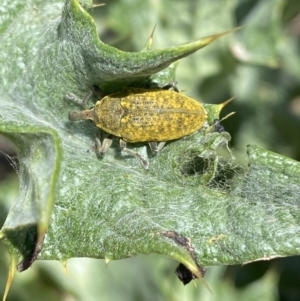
67 86 208 168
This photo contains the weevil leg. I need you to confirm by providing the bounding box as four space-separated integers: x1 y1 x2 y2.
65 90 93 109
157 142 167 152
160 82 179 92
149 82 179 92
148 141 166 153
120 140 149 169
149 142 158 152
206 119 226 134
212 119 225 133
95 134 113 156
88 132 100 153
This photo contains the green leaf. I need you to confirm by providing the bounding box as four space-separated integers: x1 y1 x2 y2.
1 0 300 296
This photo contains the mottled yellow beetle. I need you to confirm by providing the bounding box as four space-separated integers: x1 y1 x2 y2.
67 87 207 168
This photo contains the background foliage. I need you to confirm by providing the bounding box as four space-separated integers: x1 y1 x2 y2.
1 0 300 300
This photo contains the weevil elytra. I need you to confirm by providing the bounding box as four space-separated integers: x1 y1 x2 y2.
67 88 207 168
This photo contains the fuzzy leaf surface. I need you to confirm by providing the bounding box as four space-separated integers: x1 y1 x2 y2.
0 0 299 279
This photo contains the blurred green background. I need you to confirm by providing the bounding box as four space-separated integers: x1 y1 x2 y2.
1 0 300 300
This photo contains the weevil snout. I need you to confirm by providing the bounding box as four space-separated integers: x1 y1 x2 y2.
68 110 94 122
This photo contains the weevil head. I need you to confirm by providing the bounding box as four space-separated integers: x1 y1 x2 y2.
68 109 94 122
